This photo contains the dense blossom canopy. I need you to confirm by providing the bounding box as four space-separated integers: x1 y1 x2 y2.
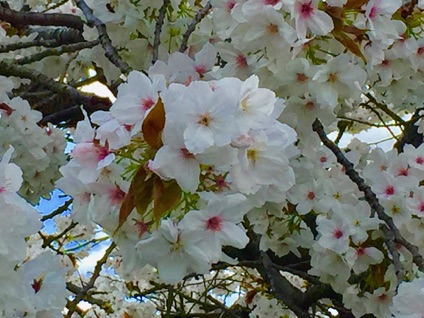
1 0 424 317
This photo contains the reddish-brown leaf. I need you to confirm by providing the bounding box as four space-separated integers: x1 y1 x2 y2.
334 33 367 63
153 178 182 223
142 98 165 150
123 312 133 318
344 0 368 9
115 166 154 234
245 289 259 305
343 25 368 37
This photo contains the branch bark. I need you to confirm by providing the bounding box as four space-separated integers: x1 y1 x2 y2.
0 2 83 31
75 0 131 74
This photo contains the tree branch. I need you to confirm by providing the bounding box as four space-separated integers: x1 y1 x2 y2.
40 198 73 222
65 242 116 316
258 252 310 318
0 61 112 124
27 26 85 44
75 0 131 74
0 2 83 31
312 118 424 282
179 1 212 53
0 39 60 53
152 0 170 64
15 39 99 65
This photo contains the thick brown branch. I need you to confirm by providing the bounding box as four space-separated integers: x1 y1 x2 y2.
0 61 112 124
258 252 310 318
28 27 85 44
0 2 83 31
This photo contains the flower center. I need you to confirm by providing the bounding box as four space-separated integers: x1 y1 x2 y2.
264 0 279 5
305 101 316 110
31 277 44 294
296 73 308 83
369 6 378 19
226 0 236 12
332 229 343 239
180 148 195 159
356 247 365 256
247 149 259 164
384 186 395 196
198 113 212 126
195 64 207 77
236 54 247 68
266 23 279 35
300 2 314 18
141 98 155 111
328 72 338 83
206 216 223 231
109 187 126 205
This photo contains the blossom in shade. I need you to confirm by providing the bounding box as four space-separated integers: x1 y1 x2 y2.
290 0 334 39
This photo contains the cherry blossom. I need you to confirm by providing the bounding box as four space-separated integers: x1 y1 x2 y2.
289 0 334 39
1 0 424 316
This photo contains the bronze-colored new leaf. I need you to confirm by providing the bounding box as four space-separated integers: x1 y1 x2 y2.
153 178 182 223
344 0 368 9
343 25 368 37
334 33 367 63
115 166 154 234
142 98 165 151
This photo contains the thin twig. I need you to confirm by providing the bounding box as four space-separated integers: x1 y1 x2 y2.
364 93 405 125
361 103 400 141
43 0 71 13
152 0 170 64
15 39 99 65
40 221 78 248
337 116 400 128
75 0 131 73
179 1 212 53
40 198 73 221
65 242 117 316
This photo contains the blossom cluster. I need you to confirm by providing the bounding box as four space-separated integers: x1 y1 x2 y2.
0 148 69 317
1 0 424 316
0 90 67 204
57 68 298 284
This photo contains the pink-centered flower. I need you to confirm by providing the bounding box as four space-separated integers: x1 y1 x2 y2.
179 193 250 256
110 71 165 130
317 214 353 254
292 0 334 39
